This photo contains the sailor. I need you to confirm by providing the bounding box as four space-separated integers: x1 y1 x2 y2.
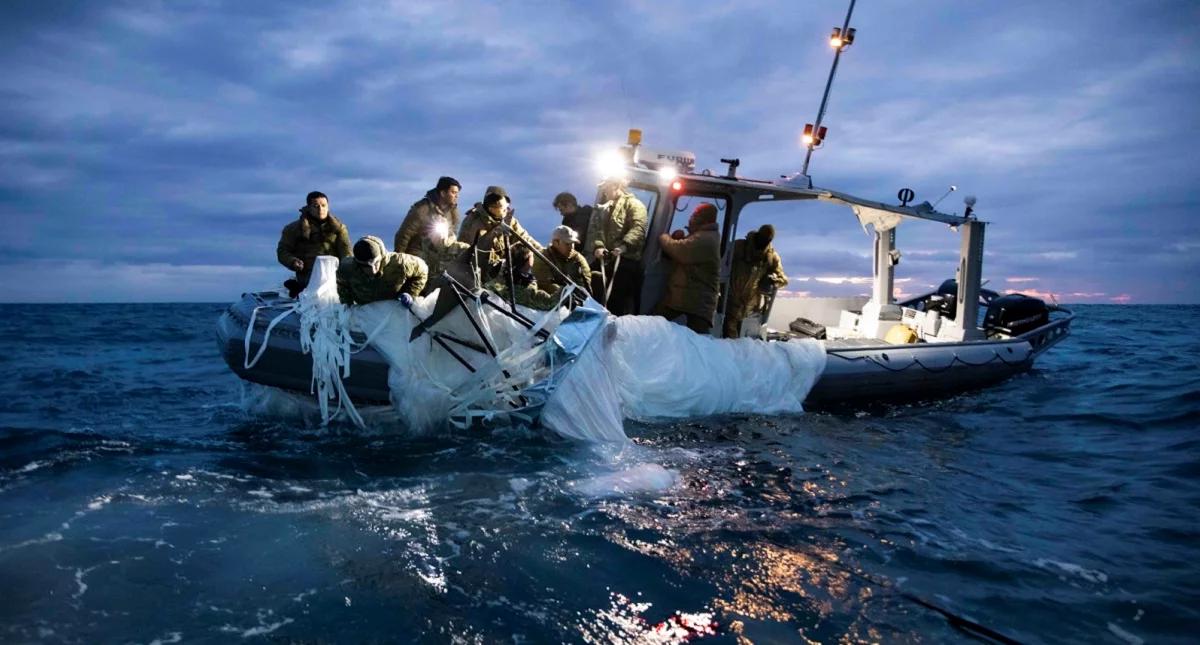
552 191 593 245
653 203 720 334
459 191 543 279
393 176 462 261
277 191 352 298
485 245 562 311
336 235 428 306
586 178 647 315
724 224 788 338
458 185 509 240
533 225 592 292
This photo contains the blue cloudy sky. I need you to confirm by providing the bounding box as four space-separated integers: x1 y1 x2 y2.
2 0 1197 303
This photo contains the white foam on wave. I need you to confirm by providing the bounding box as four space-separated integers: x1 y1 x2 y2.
1107 622 1144 645
17 460 46 474
1033 558 1109 584
571 463 680 499
239 383 401 432
148 632 183 645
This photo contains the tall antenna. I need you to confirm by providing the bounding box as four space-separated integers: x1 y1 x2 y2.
800 0 857 178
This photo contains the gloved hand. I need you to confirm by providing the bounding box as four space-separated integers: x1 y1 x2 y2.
398 293 414 308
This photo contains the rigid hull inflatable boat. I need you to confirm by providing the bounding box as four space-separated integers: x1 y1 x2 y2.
218 3 1075 422
216 157 1074 415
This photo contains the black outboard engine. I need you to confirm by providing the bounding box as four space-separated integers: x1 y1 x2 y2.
925 279 999 320
984 294 1049 337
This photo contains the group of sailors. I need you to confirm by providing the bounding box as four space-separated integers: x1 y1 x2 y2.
276 176 787 338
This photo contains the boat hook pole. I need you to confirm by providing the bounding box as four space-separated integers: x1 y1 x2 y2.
800 0 856 178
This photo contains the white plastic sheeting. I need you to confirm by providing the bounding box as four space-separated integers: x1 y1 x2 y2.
271 261 827 441
541 316 827 442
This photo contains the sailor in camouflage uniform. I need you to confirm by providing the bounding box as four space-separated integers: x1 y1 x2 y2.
533 225 592 294
724 224 788 338
336 236 428 306
277 191 351 297
460 191 543 280
586 178 647 315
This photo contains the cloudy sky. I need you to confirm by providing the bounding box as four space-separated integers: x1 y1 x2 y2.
2 0 1197 303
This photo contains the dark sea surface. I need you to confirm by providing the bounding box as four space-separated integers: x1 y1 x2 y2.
0 303 1197 643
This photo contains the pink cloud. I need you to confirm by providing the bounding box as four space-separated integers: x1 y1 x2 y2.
1005 287 1059 302
1109 294 1132 304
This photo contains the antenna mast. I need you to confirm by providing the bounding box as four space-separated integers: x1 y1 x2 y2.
800 0 857 178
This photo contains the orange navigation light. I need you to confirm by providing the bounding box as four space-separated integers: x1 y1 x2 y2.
802 124 815 146
830 27 855 48
627 129 643 146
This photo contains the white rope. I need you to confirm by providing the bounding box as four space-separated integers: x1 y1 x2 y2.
244 303 298 370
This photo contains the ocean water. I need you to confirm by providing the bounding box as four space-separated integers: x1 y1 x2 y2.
0 303 1197 643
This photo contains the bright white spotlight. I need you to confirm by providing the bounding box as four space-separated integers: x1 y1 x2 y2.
658 166 678 182
595 150 628 180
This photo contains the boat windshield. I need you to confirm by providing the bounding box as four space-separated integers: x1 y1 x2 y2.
627 184 660 223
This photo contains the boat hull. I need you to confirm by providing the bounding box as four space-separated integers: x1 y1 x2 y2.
805 338 1034 408
216 292 392 404
217 293 1070 412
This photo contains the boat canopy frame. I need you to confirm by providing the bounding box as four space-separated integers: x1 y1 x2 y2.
626 163 989 339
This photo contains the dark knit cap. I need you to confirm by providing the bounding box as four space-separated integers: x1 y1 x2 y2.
755 224 776 248
353 237 384 263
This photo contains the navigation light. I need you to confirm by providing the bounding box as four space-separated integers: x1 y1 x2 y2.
830 28 843 48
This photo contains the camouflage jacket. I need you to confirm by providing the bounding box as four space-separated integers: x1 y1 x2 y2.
336 253 428 305
458 208 543 268
276 212 351 278
658 225 720 320
586 192 648 261
533 247 592 291
728 232 788 318
393 190 460 256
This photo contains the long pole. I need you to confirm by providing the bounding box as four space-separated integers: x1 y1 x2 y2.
800 0 856 177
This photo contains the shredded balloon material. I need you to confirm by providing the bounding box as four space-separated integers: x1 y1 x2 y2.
244 257 827 441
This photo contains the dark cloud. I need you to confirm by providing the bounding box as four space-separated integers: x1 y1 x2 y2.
1 0 1197 303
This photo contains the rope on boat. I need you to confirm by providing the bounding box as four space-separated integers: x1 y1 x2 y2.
243 303 297 371
830 345 1029 373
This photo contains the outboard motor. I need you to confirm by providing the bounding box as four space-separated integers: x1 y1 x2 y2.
984 293 1049 337
926 279 1000 320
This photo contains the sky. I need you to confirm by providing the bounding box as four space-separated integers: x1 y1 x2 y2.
1 0 1197 304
